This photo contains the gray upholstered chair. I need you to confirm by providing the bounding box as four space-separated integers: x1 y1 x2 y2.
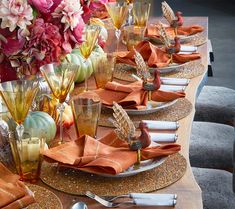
190 122 234 169
194 86 235 125
193 167 234 209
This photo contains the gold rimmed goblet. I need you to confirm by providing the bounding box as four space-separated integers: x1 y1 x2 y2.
0 80 39 142
105 2 129 52
40 62 78 145
80 25 101 92
133 1 151 29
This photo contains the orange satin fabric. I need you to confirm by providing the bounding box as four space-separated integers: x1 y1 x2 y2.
146 24 204 39
95 81 185 109
42 131 181 175
116 40 201 68
0 163 35 209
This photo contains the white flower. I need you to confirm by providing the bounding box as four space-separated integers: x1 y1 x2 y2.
0 0 33 32
52 0 83 31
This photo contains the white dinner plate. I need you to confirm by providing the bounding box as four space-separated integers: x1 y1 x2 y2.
103 99 177 115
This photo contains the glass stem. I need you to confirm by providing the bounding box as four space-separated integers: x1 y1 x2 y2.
84 59 88 91
16 124 24 142
115 29 121 52
58 102 65 144
128 3 133 25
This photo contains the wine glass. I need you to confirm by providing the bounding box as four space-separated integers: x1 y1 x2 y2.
133 2 151 29
80 25 101 92
105 2 129 52
40 62 78 145
0 80 39 142
125 0 134 25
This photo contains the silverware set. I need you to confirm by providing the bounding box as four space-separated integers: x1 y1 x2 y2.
85 191 177 208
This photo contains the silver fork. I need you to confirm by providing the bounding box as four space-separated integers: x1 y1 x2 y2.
85 191 133 208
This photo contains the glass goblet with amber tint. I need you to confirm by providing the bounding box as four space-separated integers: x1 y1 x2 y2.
40 62 78 145
0 80 39 142
105 2 129 52
80 25 101 92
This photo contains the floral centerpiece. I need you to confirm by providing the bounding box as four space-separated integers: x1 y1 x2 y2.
0 0 113 82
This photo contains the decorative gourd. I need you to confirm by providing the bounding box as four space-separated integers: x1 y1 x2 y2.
39 95 74 129
66 45 105 83
8 111 56 144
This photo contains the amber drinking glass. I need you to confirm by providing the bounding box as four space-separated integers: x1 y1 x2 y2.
125 26 145 51
10 132 45 183
133 2 151 28
40 62 78 145
94 54 116 89
71 93 101 138
0 80 39 142
105 2 129 52
80 25 101 91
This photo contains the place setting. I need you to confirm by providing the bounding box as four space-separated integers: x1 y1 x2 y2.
0 0 209 208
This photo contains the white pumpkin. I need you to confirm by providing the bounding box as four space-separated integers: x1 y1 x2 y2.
66 45 104 83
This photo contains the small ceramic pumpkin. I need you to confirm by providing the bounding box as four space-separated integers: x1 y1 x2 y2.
39 95 74 129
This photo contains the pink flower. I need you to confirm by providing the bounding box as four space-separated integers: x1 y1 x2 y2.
89 0 108 11
0 0 33 32
52 0 83 30
23 18 62 69
28 0 53 14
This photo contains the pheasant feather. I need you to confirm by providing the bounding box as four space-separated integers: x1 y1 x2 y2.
112 102 136 143
134 48 150 83
161 1 176 25
158 22 171 48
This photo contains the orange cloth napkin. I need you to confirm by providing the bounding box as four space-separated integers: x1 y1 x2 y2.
0 163 35 209
116 40 201 68
95 81 185 109
42 131 181 175
146 24 204 39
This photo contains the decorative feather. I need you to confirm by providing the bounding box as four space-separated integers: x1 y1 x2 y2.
112 102 136 143
134 48 150 83
158 22 171 48
161 1 176 25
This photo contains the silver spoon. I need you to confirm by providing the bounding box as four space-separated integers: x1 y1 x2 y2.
70 202 88 209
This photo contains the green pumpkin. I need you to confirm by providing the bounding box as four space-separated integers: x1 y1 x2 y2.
66 45 104 83
8 111 56 144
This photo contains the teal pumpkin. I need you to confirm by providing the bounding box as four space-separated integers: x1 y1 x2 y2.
66 45 105 83
8 111 56 144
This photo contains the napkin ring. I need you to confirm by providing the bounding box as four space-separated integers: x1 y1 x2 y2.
143 83 156 102
129 140 142 166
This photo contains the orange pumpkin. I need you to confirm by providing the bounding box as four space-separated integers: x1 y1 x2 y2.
39 95 74 128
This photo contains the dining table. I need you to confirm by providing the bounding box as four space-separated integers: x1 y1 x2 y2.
35 16 208 209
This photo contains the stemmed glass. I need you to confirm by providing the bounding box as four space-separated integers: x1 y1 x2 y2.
105 2 129 52
80 25 101 92
40 62 78 145
0 80 39 142
125 0 134 25
133 2 151 29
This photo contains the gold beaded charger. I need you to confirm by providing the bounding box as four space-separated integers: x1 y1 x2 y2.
26 184 63 209
114 60 205 82
40 153 186 196
99 98 192 128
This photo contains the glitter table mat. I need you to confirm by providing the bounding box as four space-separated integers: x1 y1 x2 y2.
27 184 63 209
114 61 205 82
99 98 192 128
40 153 186 196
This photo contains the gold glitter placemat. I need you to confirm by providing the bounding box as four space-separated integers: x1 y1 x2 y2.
40 153 186 196
114 61 205 82
27 184 63 209
99 98 192 128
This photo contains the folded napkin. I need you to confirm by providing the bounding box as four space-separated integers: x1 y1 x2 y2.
150 133 178 143
116 41 201 68
146 24 204 39
142 120 179 130
0 163 35 209
42 131 180 175
95 80 185 109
